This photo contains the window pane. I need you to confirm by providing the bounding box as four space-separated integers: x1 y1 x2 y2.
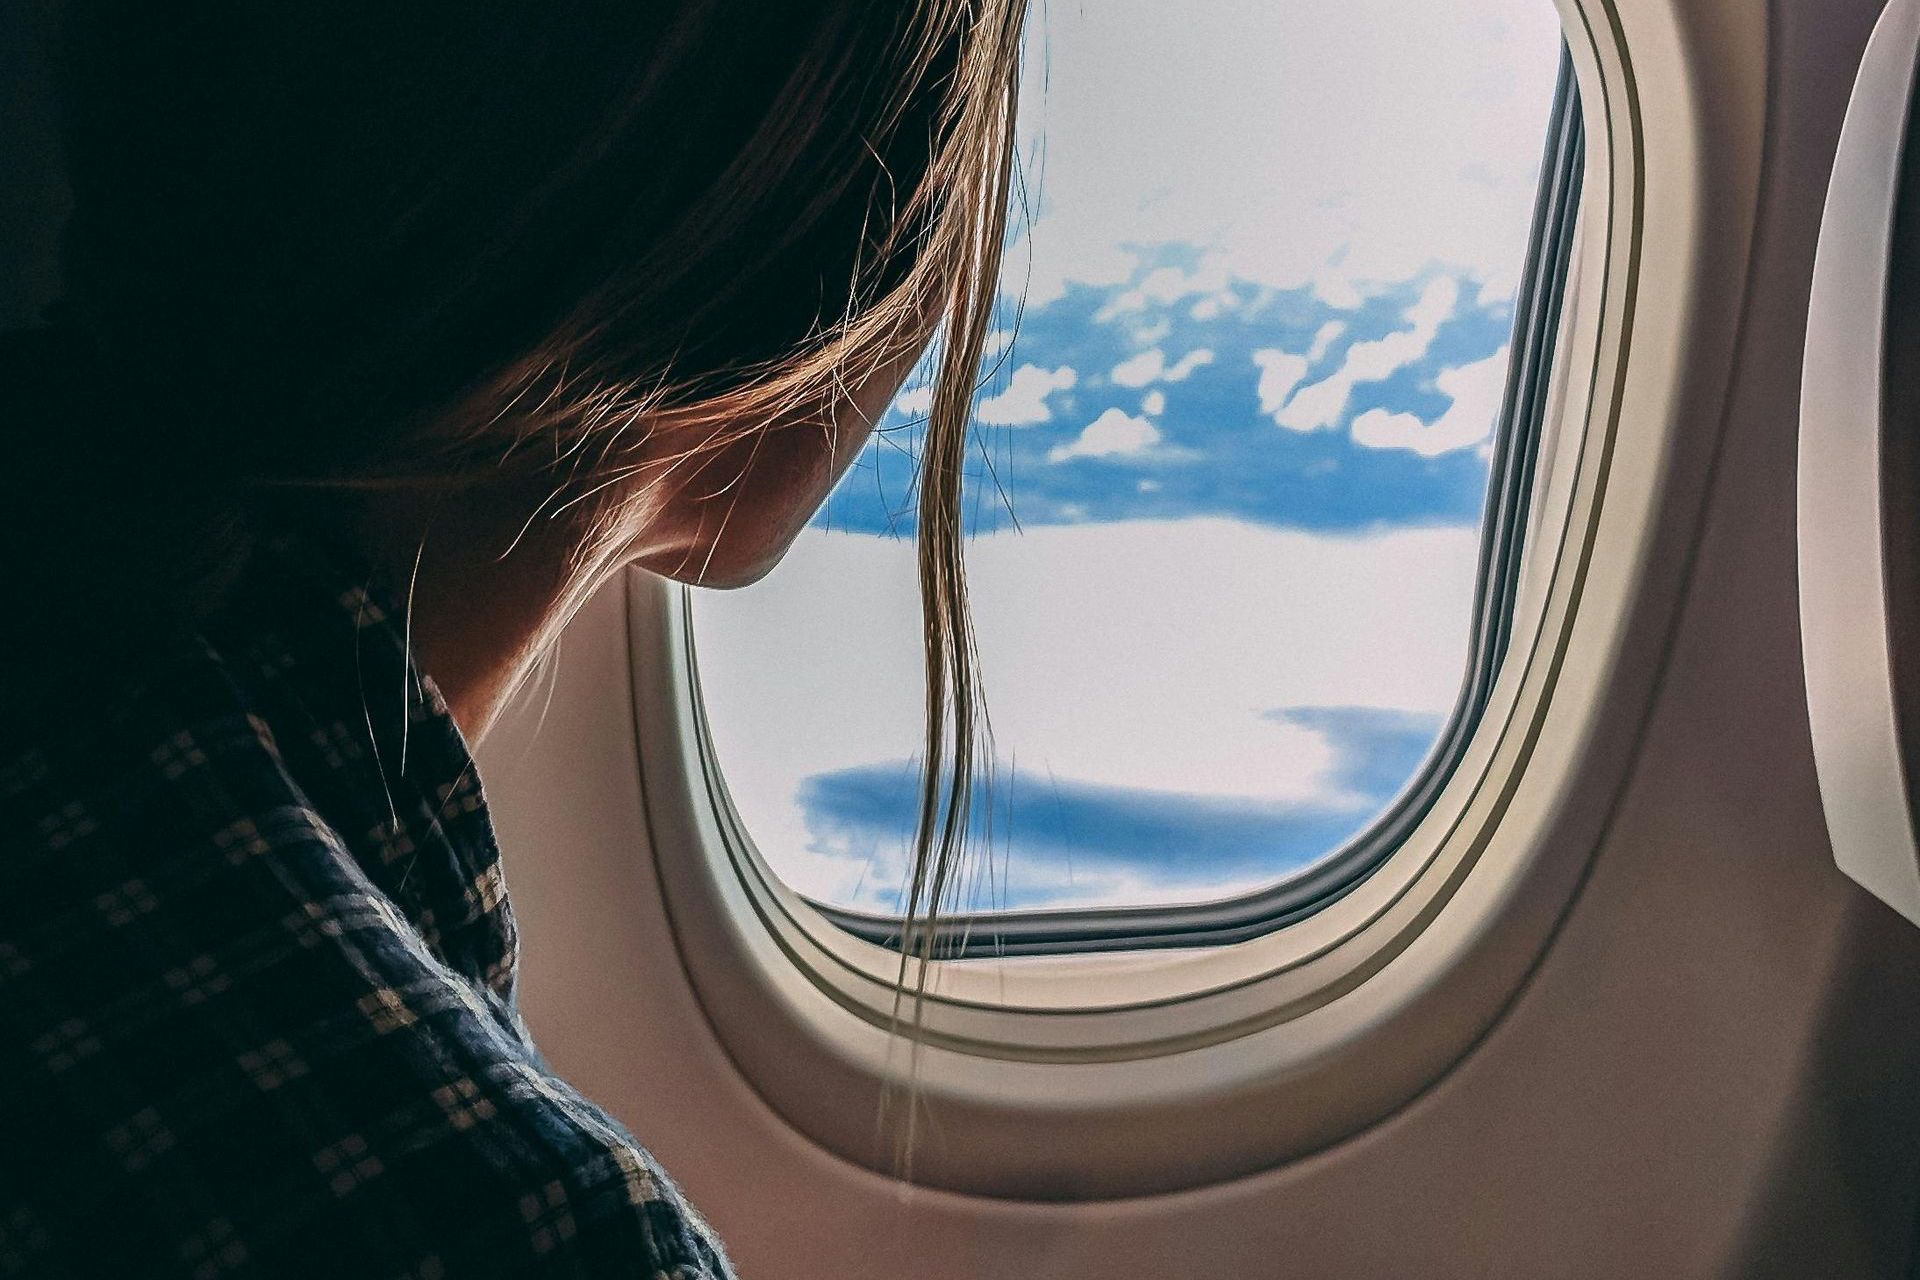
692 0 1568 918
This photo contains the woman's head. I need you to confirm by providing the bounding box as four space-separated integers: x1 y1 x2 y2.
46 0 1016 573
7 0 1023 1052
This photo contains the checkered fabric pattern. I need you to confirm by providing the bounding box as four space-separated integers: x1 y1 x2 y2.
0 532 732 1278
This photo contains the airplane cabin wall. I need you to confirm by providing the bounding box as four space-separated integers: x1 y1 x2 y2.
477 0 1920 1273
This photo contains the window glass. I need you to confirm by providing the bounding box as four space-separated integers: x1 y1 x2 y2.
692 0 1568 918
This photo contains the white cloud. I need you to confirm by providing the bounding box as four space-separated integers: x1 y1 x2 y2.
1048 408 1163 462
1307 320 1346 362
1109 349 1165 388
1402 276 1461 333
691 518 1480 906
1090 260 1233 320
1141 389 1167 416
977 363 1078 426
891 384 934 417
1093 291 1147 322
1275 377 1348 435
1476 277 1514 309
1110 346 1212 389
1163 349 1215 382
1134 269 1186 305
1311 267 1366 310
1143 259 1231 304
1252 350 1310 416
1352 345 1511 456
1275 276 1460 432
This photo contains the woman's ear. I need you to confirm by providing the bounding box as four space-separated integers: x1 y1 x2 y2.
633 333 931 588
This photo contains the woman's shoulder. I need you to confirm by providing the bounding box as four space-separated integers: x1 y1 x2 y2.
0 565 731 1278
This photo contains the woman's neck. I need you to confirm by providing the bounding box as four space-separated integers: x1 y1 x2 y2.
333 478 590 744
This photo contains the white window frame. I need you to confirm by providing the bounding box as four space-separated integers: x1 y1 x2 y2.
624 0 1772 1197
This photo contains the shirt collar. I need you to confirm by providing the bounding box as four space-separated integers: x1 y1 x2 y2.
204 525 519 1000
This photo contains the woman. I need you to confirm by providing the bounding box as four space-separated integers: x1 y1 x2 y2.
0 1 1023 1274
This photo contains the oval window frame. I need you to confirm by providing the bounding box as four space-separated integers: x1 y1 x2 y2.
627 0 1772 1197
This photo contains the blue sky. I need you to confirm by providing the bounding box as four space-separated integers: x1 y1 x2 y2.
819 249 1513 540
797 707 1443 911
692 0 1565 918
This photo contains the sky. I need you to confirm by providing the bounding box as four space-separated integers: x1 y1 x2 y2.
693 0 1567 916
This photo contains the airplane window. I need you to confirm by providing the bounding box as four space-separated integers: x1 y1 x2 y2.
690 0 1578 952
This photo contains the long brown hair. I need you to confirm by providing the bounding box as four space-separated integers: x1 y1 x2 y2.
2 0 1025 1077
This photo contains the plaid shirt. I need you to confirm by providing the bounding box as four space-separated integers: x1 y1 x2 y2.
0 531 732 1279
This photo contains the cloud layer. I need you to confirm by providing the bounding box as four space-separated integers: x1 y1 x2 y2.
1009 0 1563 310
847 259 1517 537
695 519 1477 911
795 704 1443 912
